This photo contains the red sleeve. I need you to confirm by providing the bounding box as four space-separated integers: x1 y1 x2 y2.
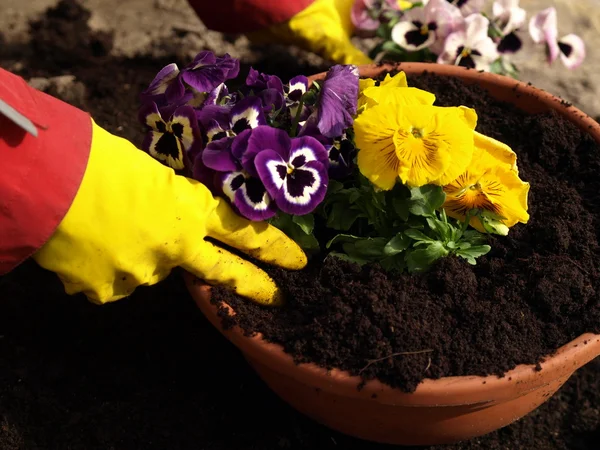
187 0 314 33
0 68 91 274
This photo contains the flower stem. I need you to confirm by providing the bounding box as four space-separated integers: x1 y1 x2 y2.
290 98 305 137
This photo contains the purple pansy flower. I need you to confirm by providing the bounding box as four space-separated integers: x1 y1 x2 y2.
245 68 285 113
140 51 239 107
252 126 329 215
317 65 359 139
202 129 277 221
139 101 202 171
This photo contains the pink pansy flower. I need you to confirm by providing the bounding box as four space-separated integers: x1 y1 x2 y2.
438 14 499 71
529 7 586 69
391 0 463 54
445 0 485 17
493 0 526 35
493 0 527 53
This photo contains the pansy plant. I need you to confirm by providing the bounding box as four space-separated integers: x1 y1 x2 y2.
138 51 530 274
352 0 586 77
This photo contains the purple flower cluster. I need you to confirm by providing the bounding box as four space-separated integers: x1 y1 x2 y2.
138 51 359 221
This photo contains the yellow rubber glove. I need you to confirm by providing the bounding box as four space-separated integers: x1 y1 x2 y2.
32 120 307 306
248 0 373 66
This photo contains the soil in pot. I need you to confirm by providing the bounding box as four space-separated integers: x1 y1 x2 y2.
210 71 600 393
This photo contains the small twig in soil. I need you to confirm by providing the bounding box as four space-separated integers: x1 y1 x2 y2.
424 357 432 373
358 349 433 374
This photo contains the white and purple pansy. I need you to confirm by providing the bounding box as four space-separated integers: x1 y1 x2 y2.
198 96 267 144
139 101 202 171
252 126 329 215
202 129 277 221
286 75 309 103
317 65 359 139
529 7 586 69
438 14 499 71
391 0 463 54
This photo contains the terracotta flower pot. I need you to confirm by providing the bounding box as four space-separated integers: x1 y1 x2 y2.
185 63 600 446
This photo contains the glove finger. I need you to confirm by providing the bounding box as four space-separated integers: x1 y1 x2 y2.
205 198 307 271
181 239 284 306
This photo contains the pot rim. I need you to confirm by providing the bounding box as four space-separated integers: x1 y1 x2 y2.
186 63 600 407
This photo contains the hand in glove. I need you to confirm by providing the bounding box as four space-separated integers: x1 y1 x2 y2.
32 121 307 306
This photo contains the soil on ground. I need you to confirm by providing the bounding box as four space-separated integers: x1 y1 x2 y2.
0 1 599 449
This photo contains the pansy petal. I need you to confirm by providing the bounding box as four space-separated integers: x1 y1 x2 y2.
234 175 278 221
529 7 557 44
354 105 403 190
203 137 238 172
181 51 239 94
391 21 436 51
318 65 359 138
259 88 285 112
230 96 267 134
196 104 231 140
170 105 202 152
254 149 289 199
242 126 292 176
379 71 408 88
141 63 180 100
289 135 330 168
145 130 185 170
288 75 308 101
558 34 586 69
139 101 164 131
276 160 328 216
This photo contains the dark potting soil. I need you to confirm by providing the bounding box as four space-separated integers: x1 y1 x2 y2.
0 0 599 448
211 72 600 393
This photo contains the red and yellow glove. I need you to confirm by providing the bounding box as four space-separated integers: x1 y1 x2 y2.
0 68 306 306
189 0 372 66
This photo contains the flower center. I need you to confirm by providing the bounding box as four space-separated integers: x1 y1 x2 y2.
420 24 429 36
411 127 424 138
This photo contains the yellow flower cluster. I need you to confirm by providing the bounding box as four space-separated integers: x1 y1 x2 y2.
353 71 530 233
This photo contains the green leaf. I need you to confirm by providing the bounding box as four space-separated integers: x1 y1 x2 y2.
292 214 314 235
405 241 449 272
353 238 388 258
326 203 364 231
269 213 319 252
405 229 434 242
326 234 361 249
408 185 446 217
384 233 411 256
455 245 491 265
327 251 369 266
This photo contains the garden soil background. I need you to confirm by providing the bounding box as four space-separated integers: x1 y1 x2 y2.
0 0 599 449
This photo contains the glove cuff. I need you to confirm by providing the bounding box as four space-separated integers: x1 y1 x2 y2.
0 68 91 274
187 0 313 33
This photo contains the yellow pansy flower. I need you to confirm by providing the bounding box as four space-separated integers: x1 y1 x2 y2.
355 103 476 189
443 136 529 233
358 71 434 112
